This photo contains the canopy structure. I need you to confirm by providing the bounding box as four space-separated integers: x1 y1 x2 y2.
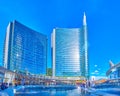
0 66 13 74
106 63 120 76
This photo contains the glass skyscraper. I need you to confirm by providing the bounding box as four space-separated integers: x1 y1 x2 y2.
51 13 89 78
3 20 47 75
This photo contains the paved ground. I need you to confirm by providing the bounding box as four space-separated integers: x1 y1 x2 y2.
0 86 21 96
0 86 120 96
88 88 120 96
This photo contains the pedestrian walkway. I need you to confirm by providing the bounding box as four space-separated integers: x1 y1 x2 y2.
88 88 120 96
0 87 13 96
0 85 120 96
0 86 23 96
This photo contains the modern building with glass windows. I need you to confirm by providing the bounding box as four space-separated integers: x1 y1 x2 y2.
3 20 47 75
106 61 120 79
51 13 89 78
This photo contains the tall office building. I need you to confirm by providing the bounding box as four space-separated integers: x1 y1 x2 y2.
51 13 89 78
3 20 47 75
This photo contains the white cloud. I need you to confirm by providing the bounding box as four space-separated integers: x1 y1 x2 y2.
95 65 97 67
91 72 95 74
95 70 99 73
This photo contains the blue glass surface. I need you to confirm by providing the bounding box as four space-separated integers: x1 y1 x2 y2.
52 28 88 77
3 21 47 75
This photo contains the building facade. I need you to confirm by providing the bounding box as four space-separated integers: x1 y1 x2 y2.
3 20 47 75
106 61 120 79
51 13 89 78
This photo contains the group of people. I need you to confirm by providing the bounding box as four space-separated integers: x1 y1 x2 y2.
77 80 92 89
0 83 8 90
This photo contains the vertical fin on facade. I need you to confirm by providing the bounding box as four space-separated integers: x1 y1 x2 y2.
4 22 11 68
83 12 87 26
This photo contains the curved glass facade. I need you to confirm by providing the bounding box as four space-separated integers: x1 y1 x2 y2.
3 21 47 75
106 63 120 79
52 28 88 77
109 68 120 79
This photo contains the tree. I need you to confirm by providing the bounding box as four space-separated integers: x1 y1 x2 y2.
47 68 52 76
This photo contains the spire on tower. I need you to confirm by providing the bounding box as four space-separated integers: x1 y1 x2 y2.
83 12 87 26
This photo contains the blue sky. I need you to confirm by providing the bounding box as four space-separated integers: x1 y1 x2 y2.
0 0 120 76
